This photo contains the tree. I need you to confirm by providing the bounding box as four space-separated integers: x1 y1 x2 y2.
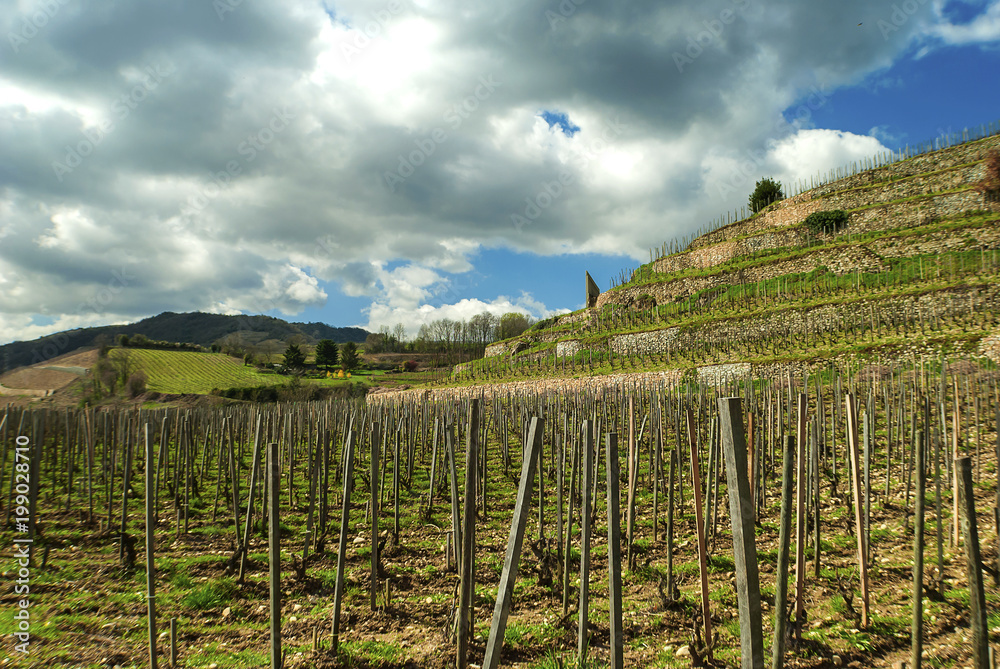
392 323 407 350
365 332 385 354
498 312 531 340
340 341 360 371
315 339 339 371
283 343 306 371
748 177 784 213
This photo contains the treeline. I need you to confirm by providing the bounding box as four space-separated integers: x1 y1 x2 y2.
113 333 206 353
365 312 535 364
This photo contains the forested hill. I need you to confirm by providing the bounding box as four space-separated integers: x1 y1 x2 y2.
0 311 369 373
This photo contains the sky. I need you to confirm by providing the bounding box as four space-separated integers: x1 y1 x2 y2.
1 0 999 345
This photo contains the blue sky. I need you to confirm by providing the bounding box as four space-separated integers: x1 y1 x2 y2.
1 0 999 344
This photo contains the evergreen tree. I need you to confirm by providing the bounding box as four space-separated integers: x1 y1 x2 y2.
748 177 784 213
315 339 339 371
340 341 360 371
283 342 306 370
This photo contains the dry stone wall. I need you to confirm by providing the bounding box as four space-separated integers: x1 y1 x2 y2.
608 284 999 357
605 245 891 308
556 340 582 357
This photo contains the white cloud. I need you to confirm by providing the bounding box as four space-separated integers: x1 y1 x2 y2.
364 291 569 339
933 1 1000 44
0 0 984 345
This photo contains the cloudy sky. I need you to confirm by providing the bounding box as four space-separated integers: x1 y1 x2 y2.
1 0 999 345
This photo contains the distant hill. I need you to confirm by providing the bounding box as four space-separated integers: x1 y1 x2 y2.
0 311 369 373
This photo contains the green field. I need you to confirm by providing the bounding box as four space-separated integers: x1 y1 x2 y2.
110 348 291 394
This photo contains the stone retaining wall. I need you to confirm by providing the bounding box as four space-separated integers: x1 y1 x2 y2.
608 284 999 357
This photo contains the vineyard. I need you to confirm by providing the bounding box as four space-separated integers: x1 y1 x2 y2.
109 349 292 396
1 357 998 668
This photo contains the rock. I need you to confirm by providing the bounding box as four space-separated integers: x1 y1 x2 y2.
289 616 298 623
832 655 842 667
293 603 302 611
222 607 231 618
425 597 433 605
353 536 365 544
676 645 691 658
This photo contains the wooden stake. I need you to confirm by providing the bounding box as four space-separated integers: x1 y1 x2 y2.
145 424 158 669
457 400 480 669
606 432 624 669
268 442 282 669
331 430 356 653
718 397 765 669
912 432 925 669
771 435 794 669
483 416 544 669
956 457 989 669
687 408 712 660
578 420 594 666
845 393 871 627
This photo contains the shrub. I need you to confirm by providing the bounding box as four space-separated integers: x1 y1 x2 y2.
748 177 784 213
803 209 849 235
125 370 147 398
403 360 419 372
975 150 1000 199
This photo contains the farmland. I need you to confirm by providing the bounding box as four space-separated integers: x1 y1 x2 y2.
1 357 999 668
109 349 292 395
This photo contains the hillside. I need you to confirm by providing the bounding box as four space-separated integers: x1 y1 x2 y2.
459 130 1000 384
0 311 369 374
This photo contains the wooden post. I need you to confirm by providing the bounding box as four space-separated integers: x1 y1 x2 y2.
370 425 380 611
268 442 282 669
666 449 676 600
483 416 544 669
771 435 794 669
331 430 356 653
169 617 177 668
238 433 262 584
956 457 989 669
687 408 712 660
626 396 637 570
578 420 594 666
912 431 925 669
718 397 765 669
845 393 871 627
145 424 158 669
448 423 461 573
794 393 807 636
457 400 479 669
606 432 624 669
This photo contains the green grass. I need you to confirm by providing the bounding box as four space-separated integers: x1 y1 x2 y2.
180 577 237 610
111 348 290 394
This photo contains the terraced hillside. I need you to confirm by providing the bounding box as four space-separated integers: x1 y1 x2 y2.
461 132 1000 384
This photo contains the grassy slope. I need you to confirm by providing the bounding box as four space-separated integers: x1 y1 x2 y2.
110 348 291 394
